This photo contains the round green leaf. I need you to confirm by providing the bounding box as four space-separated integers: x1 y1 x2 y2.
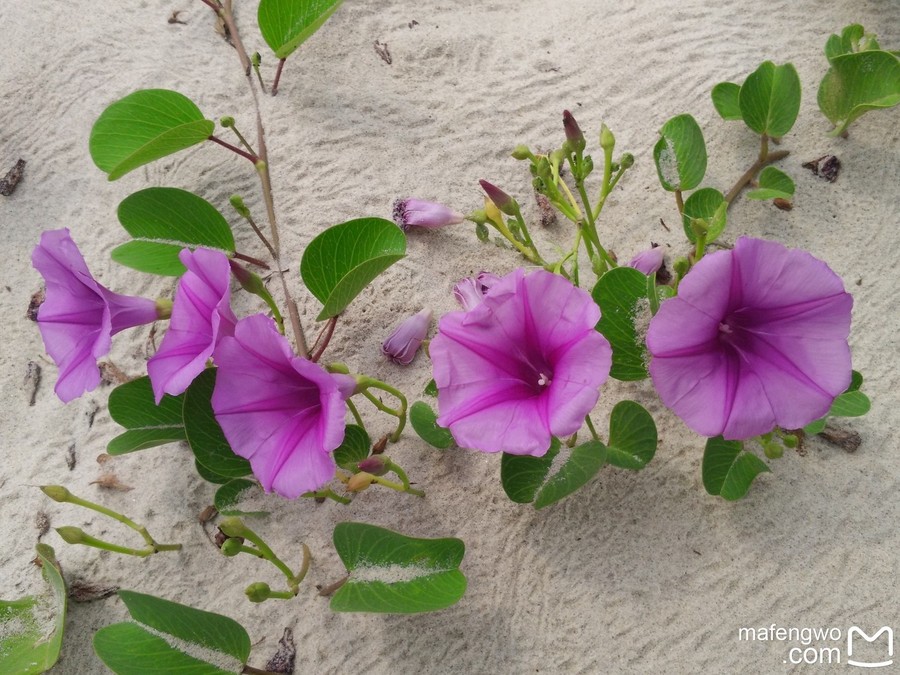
89 89 214 181
215 479 268 517
0 545 67 675
114 188 235 276
825 24 880 62
746 166 795 201
183 369 252 479
828 390 871 418
259 0 346 59
532 441 607 510
500 438 559 504
409 401 454 449
681 187 726 244
702 437 770 501
739 61 801 138
711 82 742 121
331 522 466 614
592 266 650 381
300 218 406 320
653 113 707 192
107 376 186 455
818 51 900 137
333 425 372 470
94 590 251 674
606 401 658 470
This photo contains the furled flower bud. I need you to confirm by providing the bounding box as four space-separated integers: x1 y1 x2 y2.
220 538 245 557
220 116 235 128
562 110 586 154
511 144 533 161
479 180 518 216
627 245 666 276
357 455 390 476
382 308 432 365
392 198 464 232
346 472 375 492
56 526 85 544
40 485 72 503
600 123 615 151
453 278 483 311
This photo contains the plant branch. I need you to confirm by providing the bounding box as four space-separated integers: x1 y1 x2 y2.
208 135 258 162
271 58 287 96
310 316 339 362
725 134 790 206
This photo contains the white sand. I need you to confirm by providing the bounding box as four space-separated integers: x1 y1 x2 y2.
1 0 898 672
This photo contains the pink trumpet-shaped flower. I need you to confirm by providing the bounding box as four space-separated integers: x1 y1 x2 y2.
382 308 432 365
430 268 612 456
211 314 357 498
627 245 666 275
392 198 464 232
647 236 852 440
147 248 237 403
32 228 160 402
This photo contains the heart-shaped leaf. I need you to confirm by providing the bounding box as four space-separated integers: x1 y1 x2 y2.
330 522 466 614
818 50 900 137
681 187 726 244
195 459 233 485
183 369 252 479
93 590 251 674
711 82 742 121
107 377 186 455
300 218 406 320
746 166 795 201
605 401 658 470
215 479 268 517
409 401 454 449
500 438 559 504
259 0 346 59
532 441 607 509
592 266 650 381
333 425 372 471
739 61 801 138
89 90 214 181
0 544 67 675
653 114 707 192
702 437 770 500
113 188 235 276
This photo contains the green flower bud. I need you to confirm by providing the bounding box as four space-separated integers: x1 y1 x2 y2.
466 209 487 225
782 434 799 449
218 516 248 539
600 123 615 151
56 526 85 544
229 194 251 218
511 144 532 161
40 485 72 503
620 153 635 169
763 443 783 459
251 52 261 67
479 180 518 216
220 538 245 557
220 116 235 128
562 110 586 155
245 582 271 603
347 472 375 492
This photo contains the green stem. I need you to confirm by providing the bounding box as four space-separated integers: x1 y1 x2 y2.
263 589 295 600
724 134 790 206
674 189 684 216
576 182 615 270
229 124 257 157
584 415 600 442
221 520 295 585
346 398 365 429
357 377 408 442
70 532 156 558
63 492 179 552
593 163 630 220
372 474 425 497
647 272 660 316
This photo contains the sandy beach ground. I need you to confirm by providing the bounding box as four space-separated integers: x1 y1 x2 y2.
1 0 898 672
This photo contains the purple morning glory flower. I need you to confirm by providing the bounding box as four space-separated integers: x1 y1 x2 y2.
32 228 160 403
392 198 464 232
382 308 432 365
211 314 357 498
647 236 852 440
627 245 666 275
430 268 612 456
147 248 237 403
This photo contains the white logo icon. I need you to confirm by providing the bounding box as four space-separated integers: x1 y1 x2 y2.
847 626 894 668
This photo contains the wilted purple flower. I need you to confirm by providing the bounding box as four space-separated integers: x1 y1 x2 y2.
627 245 666 275
647 237 852 440
211 314 357 498
453 272 502 311
392 198 464 232
430 269 612 456
32 228 160 402
382 308 432 365
147 248 237 403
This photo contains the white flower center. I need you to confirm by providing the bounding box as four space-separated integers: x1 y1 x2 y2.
537 372 552 387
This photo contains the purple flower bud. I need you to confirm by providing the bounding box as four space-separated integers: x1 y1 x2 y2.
562 110 585 153
479 180 518 216
357 455 390 476
453 278 483 311
627 245 666 276
392 198 464 232
475 271 501 293
382 309 432 365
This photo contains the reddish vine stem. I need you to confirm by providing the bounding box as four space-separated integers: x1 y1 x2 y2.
725 134 791 206
208 135 257 162
211 0 310 358
309 317 339 363
232 251 270 269
271 58 287 96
